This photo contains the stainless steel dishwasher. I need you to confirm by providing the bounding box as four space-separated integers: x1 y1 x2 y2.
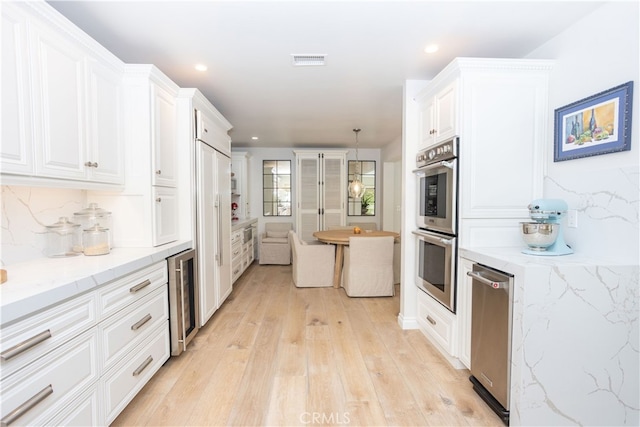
467 263 514 425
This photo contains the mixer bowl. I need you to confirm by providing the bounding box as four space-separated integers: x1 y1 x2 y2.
520 222 559 250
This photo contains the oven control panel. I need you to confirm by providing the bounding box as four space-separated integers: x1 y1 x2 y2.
416 137 458 168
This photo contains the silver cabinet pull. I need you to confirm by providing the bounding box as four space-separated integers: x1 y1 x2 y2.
93 162 98 168
131 314 152 331
129 279 151 293
1 330 52 360
132 356 153 376
83 162 98 168
1 384 53 426
155 170 162 175
156 197 162 203
426 315 436 326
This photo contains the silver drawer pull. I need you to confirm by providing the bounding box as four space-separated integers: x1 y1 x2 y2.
155 169 162 175
426 315 436 326
131 314 152 331
131 314 151 331
1 384 53 426
1 330 52 361
129 279 151 293
132 356 153 376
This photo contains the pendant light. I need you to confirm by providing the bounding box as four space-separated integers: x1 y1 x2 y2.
348 128 366 199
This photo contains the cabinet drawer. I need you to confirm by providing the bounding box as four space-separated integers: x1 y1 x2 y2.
46 386 101 427
0 329 99 427
231 241 242 260
417 290 456 355
100 287 168 371
98 261 167 320
102 322 169 424
231 230 242 245
0 292 97 380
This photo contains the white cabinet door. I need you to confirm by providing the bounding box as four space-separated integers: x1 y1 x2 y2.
434 80 457 143
151 84 177 187
216 152 232 307
1 3 33 175
296 154 321 242
152 186 178 246
417 79 458 148
31 20 87 180
419 97 436 149
85 58 124 184
322 153 345 229
457 257 473 369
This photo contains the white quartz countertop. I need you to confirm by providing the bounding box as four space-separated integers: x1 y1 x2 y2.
0 240 192 326
232 217 257 231
459 246 636 275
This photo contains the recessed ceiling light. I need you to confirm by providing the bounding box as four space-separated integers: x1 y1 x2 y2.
424 44 439 54
194 64 208 72
251 136 259 140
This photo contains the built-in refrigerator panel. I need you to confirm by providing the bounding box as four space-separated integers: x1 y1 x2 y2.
196 141 231 327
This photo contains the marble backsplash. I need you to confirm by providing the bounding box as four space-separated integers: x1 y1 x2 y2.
545 165 639 265
1 186 86 266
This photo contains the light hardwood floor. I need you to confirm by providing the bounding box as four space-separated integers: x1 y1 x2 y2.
112 263 503 427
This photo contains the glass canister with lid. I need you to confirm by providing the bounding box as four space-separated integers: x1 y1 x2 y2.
43 217 82 257
83 224 110 256
73 203 113 249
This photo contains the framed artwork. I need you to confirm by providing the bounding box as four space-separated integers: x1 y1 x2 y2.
554 81 633 162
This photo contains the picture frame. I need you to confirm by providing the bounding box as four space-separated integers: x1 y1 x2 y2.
554 81 633 162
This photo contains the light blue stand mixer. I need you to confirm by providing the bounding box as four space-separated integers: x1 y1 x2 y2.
520 199 574 256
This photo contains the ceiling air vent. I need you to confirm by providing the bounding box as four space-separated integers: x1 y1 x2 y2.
291 54 327 66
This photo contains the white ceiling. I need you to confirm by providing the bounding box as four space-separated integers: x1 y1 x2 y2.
48 1 605 149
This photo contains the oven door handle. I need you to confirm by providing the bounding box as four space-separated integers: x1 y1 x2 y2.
412 229 455 246
412 159 456 174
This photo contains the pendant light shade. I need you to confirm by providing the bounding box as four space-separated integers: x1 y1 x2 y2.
348 128 366 199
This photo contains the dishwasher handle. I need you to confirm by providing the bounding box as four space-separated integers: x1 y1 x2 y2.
467 270 508 289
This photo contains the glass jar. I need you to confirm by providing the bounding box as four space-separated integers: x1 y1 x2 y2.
43 217 81 257
82 224 110 256
74 203 113 249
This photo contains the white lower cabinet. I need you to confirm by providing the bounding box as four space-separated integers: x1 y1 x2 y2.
0 329 99 427
102 321 170 425
0 261 170 426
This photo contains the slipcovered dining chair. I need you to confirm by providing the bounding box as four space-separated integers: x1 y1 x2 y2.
259 222 293 265
342 236 394 297
289 230 335 287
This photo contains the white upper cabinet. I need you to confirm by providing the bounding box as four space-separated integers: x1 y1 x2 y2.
0 2 124 186
151 82 177 187
417 79 458 149
1 3 33 175
30 16 87 180
85 58 124 185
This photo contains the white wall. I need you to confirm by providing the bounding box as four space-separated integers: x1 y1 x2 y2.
527 1 639 264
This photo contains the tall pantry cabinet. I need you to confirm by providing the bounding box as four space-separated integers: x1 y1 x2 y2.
294 151 347 242
88 65 179 247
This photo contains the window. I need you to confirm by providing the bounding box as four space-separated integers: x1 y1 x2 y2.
263 160 291 216
348 160 375 216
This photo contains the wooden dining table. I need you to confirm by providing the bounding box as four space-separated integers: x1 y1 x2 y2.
312 229 401 288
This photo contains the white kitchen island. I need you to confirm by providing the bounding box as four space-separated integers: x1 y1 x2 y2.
459 247 639 426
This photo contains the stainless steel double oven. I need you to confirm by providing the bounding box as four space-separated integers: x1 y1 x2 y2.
413 137 459 312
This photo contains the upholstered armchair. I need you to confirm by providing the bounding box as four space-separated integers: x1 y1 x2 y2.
342 236 394 297
289 230 335 287
259 222 293 265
